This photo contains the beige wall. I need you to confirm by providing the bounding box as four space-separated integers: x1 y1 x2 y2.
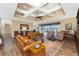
38 17 77 31
60 17 77 31
11 20 33 37
11 17 77 37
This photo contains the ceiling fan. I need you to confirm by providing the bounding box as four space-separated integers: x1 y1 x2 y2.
34 10 44 20
35 16 43 20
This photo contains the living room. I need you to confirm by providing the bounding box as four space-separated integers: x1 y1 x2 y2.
0 3 79 56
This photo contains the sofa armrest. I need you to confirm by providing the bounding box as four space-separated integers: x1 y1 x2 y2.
23 40 42 52
17 35 28 43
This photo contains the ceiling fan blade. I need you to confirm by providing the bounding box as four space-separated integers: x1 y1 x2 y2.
39 17 43 20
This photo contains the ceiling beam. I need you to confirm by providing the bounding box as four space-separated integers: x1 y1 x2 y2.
39 5 62 17
16 3 46 17
16 3 63 19
27 3 46 15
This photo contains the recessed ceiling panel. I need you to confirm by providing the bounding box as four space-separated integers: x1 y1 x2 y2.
17 3 33 11
49 9 65 17
41 3 60 11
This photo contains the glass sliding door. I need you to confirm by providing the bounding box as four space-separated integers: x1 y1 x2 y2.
39 23 60 35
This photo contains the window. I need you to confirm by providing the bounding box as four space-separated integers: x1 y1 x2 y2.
39 22 60 35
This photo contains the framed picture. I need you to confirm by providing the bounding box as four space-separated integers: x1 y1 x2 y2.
65 23 72 30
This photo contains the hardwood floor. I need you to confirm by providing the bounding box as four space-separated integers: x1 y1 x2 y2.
55 38 78 56
0 35 21 56
0 35 78 56
44 40 64 56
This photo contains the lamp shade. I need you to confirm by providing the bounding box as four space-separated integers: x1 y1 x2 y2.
22 27 27 31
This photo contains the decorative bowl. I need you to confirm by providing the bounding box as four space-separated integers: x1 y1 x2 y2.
34 44 40 48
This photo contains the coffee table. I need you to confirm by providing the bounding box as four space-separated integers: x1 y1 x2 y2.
30 45 46 56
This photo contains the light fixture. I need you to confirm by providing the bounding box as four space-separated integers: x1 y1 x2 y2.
22 27 27 31
36 10 39 17
24 6 26 8
34 10 43 20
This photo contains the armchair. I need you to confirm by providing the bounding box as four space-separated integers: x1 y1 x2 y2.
56 31 64 40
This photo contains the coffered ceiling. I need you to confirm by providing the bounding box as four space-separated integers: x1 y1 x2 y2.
0 3 79 24
14 3 65 21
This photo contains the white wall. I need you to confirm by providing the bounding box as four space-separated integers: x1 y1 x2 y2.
0 18 4 37
0 3 18 24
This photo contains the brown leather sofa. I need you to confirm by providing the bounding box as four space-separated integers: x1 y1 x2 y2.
16 35 43 56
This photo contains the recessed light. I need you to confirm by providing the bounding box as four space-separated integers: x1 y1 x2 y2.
24 6 26 8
